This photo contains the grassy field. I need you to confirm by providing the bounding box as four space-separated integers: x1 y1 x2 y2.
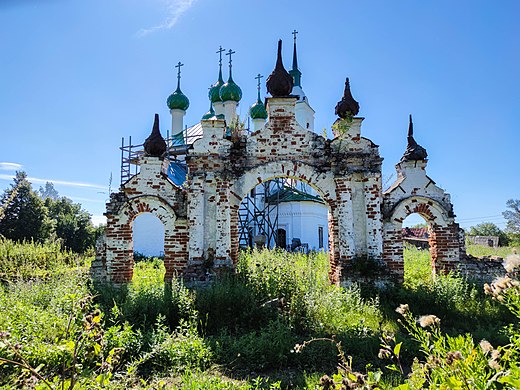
0 240 519 389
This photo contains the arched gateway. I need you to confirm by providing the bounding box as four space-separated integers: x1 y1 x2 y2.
91 43 466 285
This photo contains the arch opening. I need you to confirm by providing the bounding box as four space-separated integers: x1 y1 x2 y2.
402 213 434 283
236 177 331 254
132 213 165 260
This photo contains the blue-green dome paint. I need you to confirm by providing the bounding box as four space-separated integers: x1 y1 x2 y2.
220 75 242 102
209 67 224 103
201 102 215 120
249 99 267 119
167 87 190 111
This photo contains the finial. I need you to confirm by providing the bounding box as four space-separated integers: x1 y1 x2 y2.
144 113 167 158
226 49 236 79
216 46 225 67
175 61 184 91
292 30 299 70
335 77 360 118
255 73 263 101
290 30 302 87
401 114 428 162
266 39 294 97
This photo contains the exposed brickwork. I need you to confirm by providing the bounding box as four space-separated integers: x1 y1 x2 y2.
94 97 467 286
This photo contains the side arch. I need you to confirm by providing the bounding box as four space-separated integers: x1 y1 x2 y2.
382 196 464 280
105 195 188 283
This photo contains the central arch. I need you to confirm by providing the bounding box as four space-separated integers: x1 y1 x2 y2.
228 160 341 282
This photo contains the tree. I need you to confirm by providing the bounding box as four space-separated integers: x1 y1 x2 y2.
0 171 52 242
503 199 520 234
44 196 96 253
468 222 509 246
38 182 59 200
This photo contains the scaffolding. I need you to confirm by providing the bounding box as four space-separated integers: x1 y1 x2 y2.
119 127 298 250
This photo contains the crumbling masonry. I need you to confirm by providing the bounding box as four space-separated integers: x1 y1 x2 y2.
92 43 473 286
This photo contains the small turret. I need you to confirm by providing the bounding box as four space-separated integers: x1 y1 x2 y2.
144 114 166 158
335 78 359 118
250 74 267 131
266 40 293 97
167 62 189 135
400 115 428 162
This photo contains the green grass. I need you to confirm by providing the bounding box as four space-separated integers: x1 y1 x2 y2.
466 243 518 258
0 239 518 389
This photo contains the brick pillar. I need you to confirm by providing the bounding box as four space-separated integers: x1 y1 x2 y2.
105 215 134 284
430 222 462 273
163 221 189 281
382 222 404 282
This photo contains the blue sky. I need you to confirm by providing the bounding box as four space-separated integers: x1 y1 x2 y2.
1 0 518 229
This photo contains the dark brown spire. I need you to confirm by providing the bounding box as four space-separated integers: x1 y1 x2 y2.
144 113 167 158
401 114 428 162
335 77 360 118
266 40 294 97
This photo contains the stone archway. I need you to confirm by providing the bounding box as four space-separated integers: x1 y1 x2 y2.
382 196 464 280
104 195 185 282
227 161 341 282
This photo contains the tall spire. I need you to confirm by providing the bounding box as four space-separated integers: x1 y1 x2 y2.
289 30 302 87
400 114 428 162
226 48 236 81
217 45 225 82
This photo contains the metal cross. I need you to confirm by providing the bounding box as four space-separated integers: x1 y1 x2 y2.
226 49 236 68
175 61 184 81
292 29 298 42
255 73 263 92
216 46 225 66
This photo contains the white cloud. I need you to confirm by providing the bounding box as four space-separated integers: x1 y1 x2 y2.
0 162 22 171
0 174 106 190
137 0 197 37
91 215 107 227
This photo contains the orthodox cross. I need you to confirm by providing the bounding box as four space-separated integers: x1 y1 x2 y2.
226 49 235 69
292 29 298 43
216 46 225 67
255 73 263 93
175 61 184 88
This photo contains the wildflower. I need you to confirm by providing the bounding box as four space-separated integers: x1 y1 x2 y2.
445 351 462 365
378 348 392 360
491 349 500 361
319 374 334 390
480 339 493 355
418 315 440 328
395 304 409 316
488 358 500 370
293 343 303 353
504 254 520 273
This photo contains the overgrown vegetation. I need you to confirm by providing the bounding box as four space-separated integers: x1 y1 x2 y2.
1 238 519 388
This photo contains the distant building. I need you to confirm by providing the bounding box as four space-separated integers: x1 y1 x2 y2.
467 235 499 248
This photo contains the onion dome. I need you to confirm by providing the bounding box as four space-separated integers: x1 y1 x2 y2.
266 40 293 97
401 115 428 162
250 99 267 120
220 77 242 102
201 102 215 120
335 78 360 118
167 62 190 111
209 70 224 103
219 48 242 102
144 114 167 157
250 73 267 120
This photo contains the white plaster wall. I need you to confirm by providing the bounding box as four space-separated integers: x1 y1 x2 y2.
273 201 329 251
133 213 165 256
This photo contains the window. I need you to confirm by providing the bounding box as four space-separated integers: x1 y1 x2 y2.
318 226 324 248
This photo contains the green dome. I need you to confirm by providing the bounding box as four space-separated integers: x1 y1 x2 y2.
167 87 190 111
249 99 267 120
219 76 242 102
201 103 215 120
209 70 225 103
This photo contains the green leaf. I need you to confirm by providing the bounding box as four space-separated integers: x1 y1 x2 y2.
93 343 101 355
386 364 400 372
393 342 402 357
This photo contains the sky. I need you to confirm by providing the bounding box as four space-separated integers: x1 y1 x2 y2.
0 0 519 229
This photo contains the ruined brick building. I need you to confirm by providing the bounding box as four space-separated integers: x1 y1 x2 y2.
92 37 469 285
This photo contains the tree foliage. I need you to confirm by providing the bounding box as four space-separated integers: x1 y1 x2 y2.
0 171 97 252
0 171 52 242
503 199 520 234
